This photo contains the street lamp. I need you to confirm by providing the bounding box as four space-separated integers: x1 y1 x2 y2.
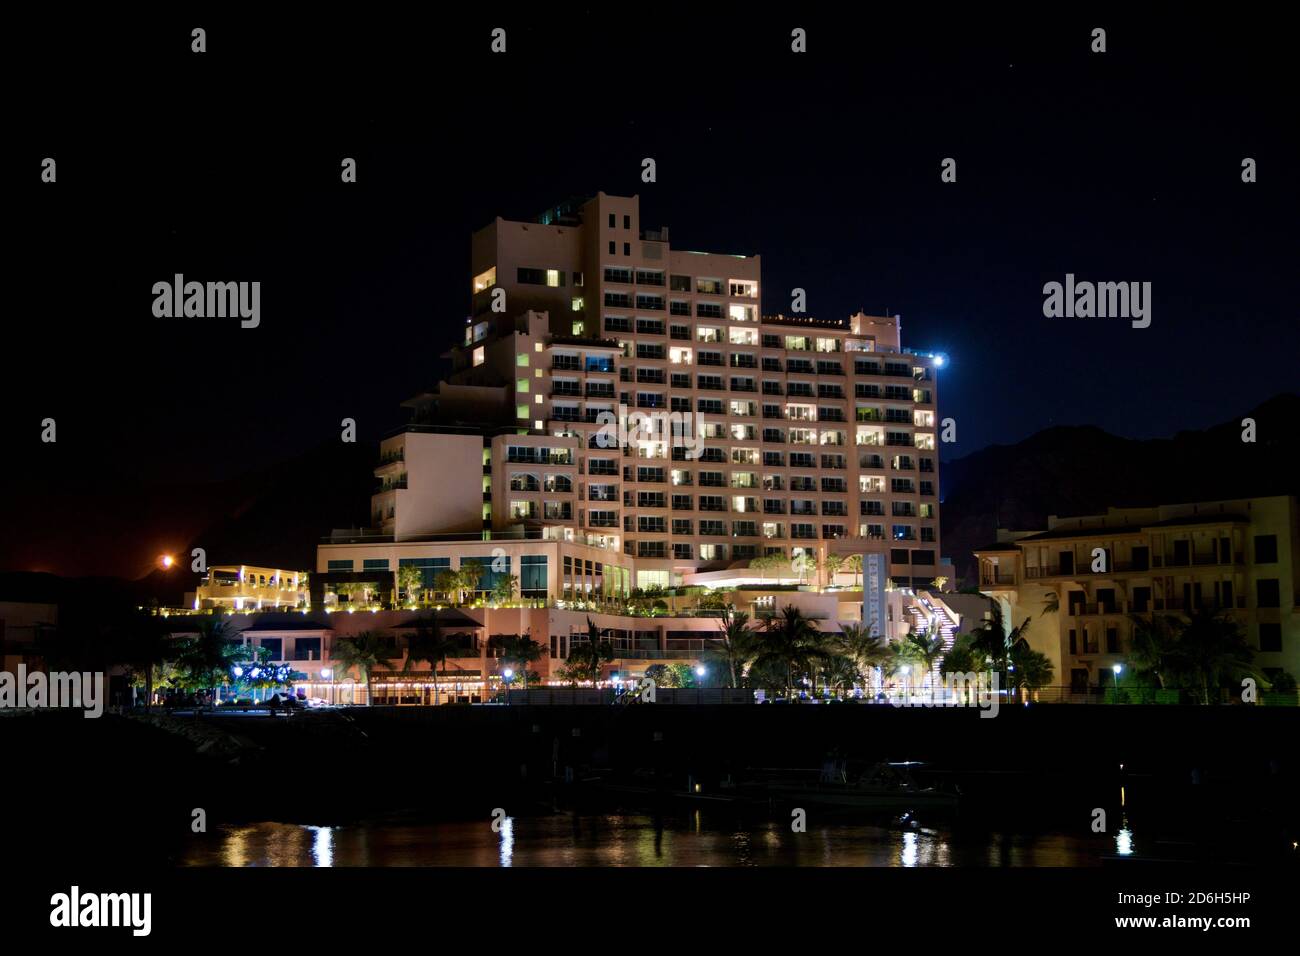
321 667 333 706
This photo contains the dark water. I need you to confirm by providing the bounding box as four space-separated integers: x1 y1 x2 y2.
181 813 1112 867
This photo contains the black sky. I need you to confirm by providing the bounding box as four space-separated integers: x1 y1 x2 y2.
5 7 1297 575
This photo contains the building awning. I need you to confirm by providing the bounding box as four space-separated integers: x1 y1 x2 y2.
388 610 481 629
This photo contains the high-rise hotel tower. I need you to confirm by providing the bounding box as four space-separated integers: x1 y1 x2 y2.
318 193 946 611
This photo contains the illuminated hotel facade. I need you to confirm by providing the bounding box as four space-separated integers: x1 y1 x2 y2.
311 193 949 693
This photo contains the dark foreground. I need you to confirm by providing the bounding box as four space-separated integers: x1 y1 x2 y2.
5 701 1297 868
6 702 1296 942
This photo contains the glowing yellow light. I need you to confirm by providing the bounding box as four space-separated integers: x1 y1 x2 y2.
160 554 175 569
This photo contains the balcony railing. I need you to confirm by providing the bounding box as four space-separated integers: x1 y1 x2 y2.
980 573 1016 585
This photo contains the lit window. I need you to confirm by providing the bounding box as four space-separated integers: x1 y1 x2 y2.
472 267 496 294
517 353 530 367
534 343 543 352
533 420 543 430
473 346 485 367
517 378 529 393
572 320 585 336
571 296 584 312
547 269 562 288
516 404 528 418
534 393 543 404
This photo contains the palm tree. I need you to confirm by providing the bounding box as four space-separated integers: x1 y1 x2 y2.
1040 590 1060 617
644 662 680 688
396 565 423 606
560 618 615 685
745 656 791 696
753 605 828 698
1008 642 1055 700
939 635 982 703
433 569 459 604
174 615 241 694
930 575 949 592
491 574 519 607
759 552 791 582
819 654 862 698
824 554 844 588
495 633 544 690
1127 612 1181 689
119 612 178 712
457 562 485 604
1172 608 1257 704
792 551 818 585
402 616 464 705
905 629 945 696
331 631 396 701
844 554 863 589
886 637 926 695
708 607 760 688
969 599 1031 686
838 622 891 696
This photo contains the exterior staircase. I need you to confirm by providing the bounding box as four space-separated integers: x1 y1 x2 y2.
905 590 959 692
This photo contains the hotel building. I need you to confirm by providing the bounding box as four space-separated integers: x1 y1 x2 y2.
313 192 948 691
974 495 1300 691
190 565 309 612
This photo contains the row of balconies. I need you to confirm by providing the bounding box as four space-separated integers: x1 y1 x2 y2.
1023 551 1245 579
601 488 935 504
568 452 930 478
620 533 936 554
505 449 576 466
553 349 934 384
548 398 925 426
507 479 576 494
1064 597 1248 616
551 383 618 398
508 504 574 521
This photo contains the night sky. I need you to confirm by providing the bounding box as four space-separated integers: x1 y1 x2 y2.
6 8 1296 577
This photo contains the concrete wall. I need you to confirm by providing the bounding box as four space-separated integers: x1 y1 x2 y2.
397 432 484 539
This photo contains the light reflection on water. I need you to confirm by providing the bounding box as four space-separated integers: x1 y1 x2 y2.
309 826 334 867
498 816 514 868
185 815 1103 868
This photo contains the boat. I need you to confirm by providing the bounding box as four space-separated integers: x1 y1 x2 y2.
743 759 959 811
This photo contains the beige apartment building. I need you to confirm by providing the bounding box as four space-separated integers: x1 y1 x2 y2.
326 192 945 611
974 495 1300 691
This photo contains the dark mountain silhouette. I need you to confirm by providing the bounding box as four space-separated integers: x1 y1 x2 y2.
941 393 1300 584
178 441 376 572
